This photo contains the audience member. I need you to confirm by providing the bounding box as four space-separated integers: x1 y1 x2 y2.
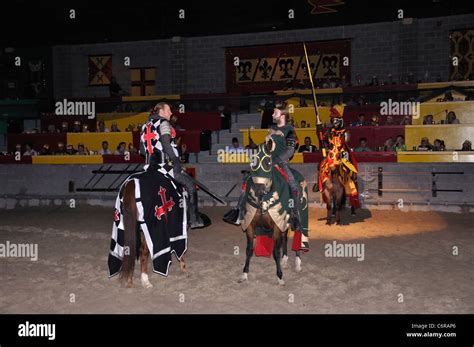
370 114 379 126
110 122 121 132
23 143 38 156
231 137 244 152
354 137 372 152
97 120 110 133
65 144 77 155
418 137 433 151
99 141 112 155
55 142 66 155
433 139 446 151
461 140 472 151
393 135 407 151
76 143 89 155
383 137 394 152
298 137 317 153
423 115 434 125
352 113 368 126
114 142 126 155
446 111 460 124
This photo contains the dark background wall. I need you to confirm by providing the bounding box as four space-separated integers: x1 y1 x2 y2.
51 13 474 99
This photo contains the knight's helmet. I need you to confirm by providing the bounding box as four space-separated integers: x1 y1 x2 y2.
329 104 345 129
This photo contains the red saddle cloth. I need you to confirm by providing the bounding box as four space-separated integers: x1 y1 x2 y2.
255 235 274 257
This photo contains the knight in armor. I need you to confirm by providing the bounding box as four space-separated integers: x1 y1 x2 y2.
141 102 205 229
226 103 303 230
318 105 360 214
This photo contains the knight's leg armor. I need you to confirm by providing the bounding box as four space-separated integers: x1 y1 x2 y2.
281 162 303 231
174 171 204 229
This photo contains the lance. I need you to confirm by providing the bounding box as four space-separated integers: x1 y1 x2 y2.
303 42 326 158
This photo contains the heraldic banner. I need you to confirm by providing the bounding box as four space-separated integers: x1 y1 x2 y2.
225 40 351 93
88 55 113 86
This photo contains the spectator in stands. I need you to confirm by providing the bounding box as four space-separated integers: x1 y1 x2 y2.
128 143 137 155
97 120 110 133
82 124 90 133
23 143 38 156
352 113 368 126
109 76 124 97
442 92 454 102
110 122 121 132
423 115 434 125
76 143 89 155
383 137 394 152
370 115 380 126
393 135 407 151
40 144 52 155
99 141 112 155
125 123 135 132
65 144 77 155
354 137 372 152
231 137 244 153
55 142 66 155
179 143 189 164
61 122 69 133
400 115 412 125
72 121 81 133
298 137 317 153
418 137 433 151
47 124 56 133
433 139 446 151
114 142 126 155
446 111 460 124
461 140 472 151
136 123 143 131
14 144 22 154
299 98 308 107
385 115 395 125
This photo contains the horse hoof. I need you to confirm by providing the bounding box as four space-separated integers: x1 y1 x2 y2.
326 221 331 225
238 273 248 283
142 281 153 289
281 255 289 269
141 273 153 289
336 221 341 226
278 278 285 286
295 257 302 273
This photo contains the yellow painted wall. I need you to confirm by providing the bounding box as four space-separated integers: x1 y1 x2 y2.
404 124 474 150
397 151 474 163
291 107 331 127
67 132 133 153
97 112 148 131
416 101 474 125
32 155 104 164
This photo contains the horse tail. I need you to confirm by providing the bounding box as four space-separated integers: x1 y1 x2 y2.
119 180 138 283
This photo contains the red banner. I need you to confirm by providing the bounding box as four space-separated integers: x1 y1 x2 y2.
225 40 351 93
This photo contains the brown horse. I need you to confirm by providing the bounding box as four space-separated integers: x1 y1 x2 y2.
238 141 302 286
119 180 186 288
322 165 347 225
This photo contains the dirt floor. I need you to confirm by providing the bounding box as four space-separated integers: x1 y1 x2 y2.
0 206 473 314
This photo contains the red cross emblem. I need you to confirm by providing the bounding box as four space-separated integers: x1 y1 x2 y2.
143 123 157 154
114 209 120 222
154 186 175 222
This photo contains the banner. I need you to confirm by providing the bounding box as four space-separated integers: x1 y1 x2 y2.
225 40 350 93
450 29 474 81
88 55 112 86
